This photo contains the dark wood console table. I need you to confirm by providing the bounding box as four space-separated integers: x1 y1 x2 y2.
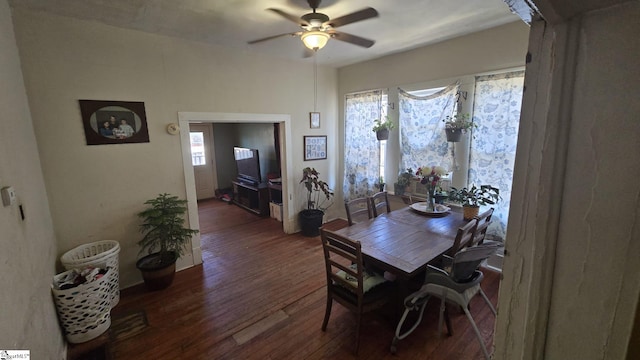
232 181 269 216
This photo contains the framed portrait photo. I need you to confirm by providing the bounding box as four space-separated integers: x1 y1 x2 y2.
310 112 320 129
78 100 150 145
303 135 327 161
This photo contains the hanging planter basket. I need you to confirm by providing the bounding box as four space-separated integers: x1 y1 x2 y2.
376 129 390 141
445 128 463 142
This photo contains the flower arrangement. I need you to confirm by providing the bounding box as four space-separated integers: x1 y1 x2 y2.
416 165 448 189
300 167 334 211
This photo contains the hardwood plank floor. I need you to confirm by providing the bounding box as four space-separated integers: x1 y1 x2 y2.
108 198 501 359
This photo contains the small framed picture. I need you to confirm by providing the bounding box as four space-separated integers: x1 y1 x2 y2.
310 112 320 129
304 135 327 161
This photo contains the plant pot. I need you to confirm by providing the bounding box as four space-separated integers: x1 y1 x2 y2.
462 205 480 220
377 183 385 192
299 209 324 237
376 129 389 141
445 128 463 142
136 251 178 291
434 194 448 204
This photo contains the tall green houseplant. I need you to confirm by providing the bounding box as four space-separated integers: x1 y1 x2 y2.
136 193 199 290
299 167 333 236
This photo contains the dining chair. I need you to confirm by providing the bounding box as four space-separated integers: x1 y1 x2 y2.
472 208 494 246
344 197 372 226
446 218 479 257
320 228 394 354
370 191 391 217
390 243 503 359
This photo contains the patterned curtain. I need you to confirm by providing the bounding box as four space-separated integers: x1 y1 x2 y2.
470 71 525 240
343 90 387 199
398 84 459 172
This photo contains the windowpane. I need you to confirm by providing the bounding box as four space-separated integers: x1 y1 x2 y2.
190 132 205 166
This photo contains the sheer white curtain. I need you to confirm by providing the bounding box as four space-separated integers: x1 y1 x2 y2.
343 90 387 199
470 71 525 240
398 84 458 172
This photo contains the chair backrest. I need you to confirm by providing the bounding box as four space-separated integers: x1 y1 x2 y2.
320 228 365 300
447 218 479 256
344 197 372 226
370 191 391 217
472 208 494 246
450 243 503 282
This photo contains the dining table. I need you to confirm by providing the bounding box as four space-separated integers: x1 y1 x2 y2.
332 204 470 283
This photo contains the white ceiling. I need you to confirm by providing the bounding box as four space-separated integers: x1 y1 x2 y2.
9 0 522 68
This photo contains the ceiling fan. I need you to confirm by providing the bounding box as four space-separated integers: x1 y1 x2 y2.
248 0 379 51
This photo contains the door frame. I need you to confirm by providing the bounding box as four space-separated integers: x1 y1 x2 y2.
178 112 293 265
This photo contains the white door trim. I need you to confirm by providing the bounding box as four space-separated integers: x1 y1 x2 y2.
178 112 293 266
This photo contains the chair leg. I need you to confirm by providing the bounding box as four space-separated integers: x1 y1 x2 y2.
479 287 497 316
437 297 446 338
463 306 491 360
321 296 332 331
354 312 362 354
444 306 453 336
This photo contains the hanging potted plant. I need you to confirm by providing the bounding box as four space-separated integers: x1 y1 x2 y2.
299 167 334 237
443 113 475 142
372 116 395 141
136 193 199 290
448 185 500 220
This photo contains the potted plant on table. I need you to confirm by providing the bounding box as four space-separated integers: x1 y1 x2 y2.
299 167 334 237
394 168 413 196
372 116 395 141
136 193 199 290
448 185 500 220
443 113 475 142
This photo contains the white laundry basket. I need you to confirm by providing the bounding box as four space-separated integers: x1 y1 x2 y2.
60 240 120 308
51 268 113 343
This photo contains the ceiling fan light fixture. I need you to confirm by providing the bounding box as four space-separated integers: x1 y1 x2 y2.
301 31 330 50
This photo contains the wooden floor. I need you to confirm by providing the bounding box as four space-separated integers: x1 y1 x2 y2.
108 198 501 359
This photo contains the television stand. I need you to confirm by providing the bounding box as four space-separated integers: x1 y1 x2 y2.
232 181 269 216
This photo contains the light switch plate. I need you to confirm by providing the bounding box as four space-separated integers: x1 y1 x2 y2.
1 186 16 206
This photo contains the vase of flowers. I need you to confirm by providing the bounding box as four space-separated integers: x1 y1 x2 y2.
416 165 448 211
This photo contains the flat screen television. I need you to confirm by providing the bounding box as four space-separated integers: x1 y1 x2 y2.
234 147 261 185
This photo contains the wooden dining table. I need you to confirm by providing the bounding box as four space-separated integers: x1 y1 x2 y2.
332 205 470 281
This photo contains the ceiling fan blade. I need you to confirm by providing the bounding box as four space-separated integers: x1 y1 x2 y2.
329 30 375 48
248 32 300 45
324 7 378 28
267 8 309 26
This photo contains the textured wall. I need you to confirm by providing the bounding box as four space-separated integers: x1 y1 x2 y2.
0 0 65 357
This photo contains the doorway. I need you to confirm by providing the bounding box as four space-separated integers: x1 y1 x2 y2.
178 112 293 266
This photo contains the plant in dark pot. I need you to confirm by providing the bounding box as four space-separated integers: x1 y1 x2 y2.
394 168 413 196
372 116 395 141
443 113 475 142
448 185 500 220
299 167 334 237
136 193 199 290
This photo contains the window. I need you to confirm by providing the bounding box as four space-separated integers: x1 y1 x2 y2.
190 131 206 166
343 90 387 199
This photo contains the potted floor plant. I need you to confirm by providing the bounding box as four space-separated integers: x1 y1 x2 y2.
299 167 334 237
443 113 475 142
394 168 413 196
372 116 395 141
448 185 499 220
136 193 199 290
